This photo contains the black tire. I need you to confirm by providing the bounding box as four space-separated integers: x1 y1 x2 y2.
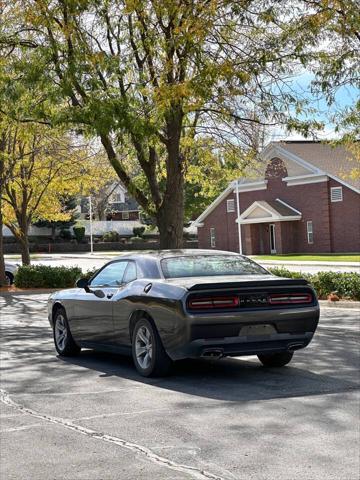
5 272 14 285
53 307 81 357
132 317 172 377
258 351 294 367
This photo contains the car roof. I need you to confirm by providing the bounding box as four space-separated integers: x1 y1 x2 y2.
112 249 240 261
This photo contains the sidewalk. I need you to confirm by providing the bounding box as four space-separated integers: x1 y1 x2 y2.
5 252 120 260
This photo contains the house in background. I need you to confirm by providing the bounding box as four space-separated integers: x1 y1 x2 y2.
193 141 360 254
107 183 140 221
80 182 140 221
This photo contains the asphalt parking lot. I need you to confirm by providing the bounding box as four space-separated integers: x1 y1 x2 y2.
0 293 359 480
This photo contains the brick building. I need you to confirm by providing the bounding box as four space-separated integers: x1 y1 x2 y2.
193 141 360 254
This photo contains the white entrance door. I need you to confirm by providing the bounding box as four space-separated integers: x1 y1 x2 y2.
269 224 276 254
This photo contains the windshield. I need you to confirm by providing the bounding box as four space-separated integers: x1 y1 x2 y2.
161 255 269 279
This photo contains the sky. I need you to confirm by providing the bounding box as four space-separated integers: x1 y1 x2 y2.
270 71 359 141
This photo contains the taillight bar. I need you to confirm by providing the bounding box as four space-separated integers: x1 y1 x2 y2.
268 293 312 305
187 296 240 310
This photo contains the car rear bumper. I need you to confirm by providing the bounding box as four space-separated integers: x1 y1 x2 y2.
163 304 319 360
167 331 314 360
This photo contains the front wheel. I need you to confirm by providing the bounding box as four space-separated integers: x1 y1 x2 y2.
258 351 293 367
132 318 172 377
53 308 81 356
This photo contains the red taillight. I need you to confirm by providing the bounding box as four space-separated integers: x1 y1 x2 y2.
268 293 312 305
187 296 239 310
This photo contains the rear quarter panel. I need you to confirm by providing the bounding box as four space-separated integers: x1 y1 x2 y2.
112 280 187 346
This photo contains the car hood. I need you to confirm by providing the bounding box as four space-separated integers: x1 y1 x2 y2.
161 274 308 291
49 288 79 299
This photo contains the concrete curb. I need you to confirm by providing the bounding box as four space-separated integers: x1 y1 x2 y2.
0 289 59 296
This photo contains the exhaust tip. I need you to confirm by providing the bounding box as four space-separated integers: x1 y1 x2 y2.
288 343 304 351
201 348 224 359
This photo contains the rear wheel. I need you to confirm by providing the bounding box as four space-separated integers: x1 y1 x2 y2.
53 307 81 356
5 272 13 285
132 317 172 377
258 351 293 367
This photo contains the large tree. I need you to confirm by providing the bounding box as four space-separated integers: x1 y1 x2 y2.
292 0 360 140
1 124 96 264
0 128 8 285
2 0 321 248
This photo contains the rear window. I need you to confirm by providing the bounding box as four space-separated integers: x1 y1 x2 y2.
161 255 269 278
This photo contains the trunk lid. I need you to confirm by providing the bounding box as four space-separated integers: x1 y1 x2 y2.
163 274 309 291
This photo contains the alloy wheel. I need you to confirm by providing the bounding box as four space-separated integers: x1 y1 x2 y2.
55 314 68 352
135 325 153 370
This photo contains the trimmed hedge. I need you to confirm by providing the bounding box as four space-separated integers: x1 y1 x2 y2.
14 265 82 289
73 226 86 243
130 236 145 242
269 267 360 301
133 226 145 238
81 267 99 281
102 231 120 242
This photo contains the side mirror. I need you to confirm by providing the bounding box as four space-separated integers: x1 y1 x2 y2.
76 278 105 298
93 289 105 299
76 278 90 291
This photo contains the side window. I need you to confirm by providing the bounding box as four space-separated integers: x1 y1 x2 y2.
210 227 216 248
307 221 314 244
90 262 128 287
123 262 137 284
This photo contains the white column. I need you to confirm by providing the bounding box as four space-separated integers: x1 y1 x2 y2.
88 196 94 254
235 180 243 254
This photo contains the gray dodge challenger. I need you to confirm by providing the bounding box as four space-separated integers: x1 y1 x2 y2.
48 250 319 377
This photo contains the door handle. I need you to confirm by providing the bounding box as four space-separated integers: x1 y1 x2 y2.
107 293 113 299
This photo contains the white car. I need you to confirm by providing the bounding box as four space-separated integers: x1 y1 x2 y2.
5 262 19 285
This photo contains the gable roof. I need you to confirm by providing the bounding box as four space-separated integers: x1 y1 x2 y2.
264 141 360 191
237 199 302 224
192 183 234 227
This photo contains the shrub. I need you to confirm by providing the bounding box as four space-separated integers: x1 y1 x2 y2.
269 267 360 300
102 231 120 242
14 265 82 289
81 267 99 281
267 267 310 281
59 229 72 240
73 226 86 243
130 236 144 243
133 226 145 238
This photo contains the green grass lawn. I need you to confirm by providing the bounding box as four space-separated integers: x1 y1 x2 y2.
252 254 360 262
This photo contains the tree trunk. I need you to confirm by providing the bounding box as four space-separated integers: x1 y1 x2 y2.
157 108 185 249
19 236 31 265
18 226 31 265
0 156 7 286
156 147 184 248
157 193 184 249
0 210 7 286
